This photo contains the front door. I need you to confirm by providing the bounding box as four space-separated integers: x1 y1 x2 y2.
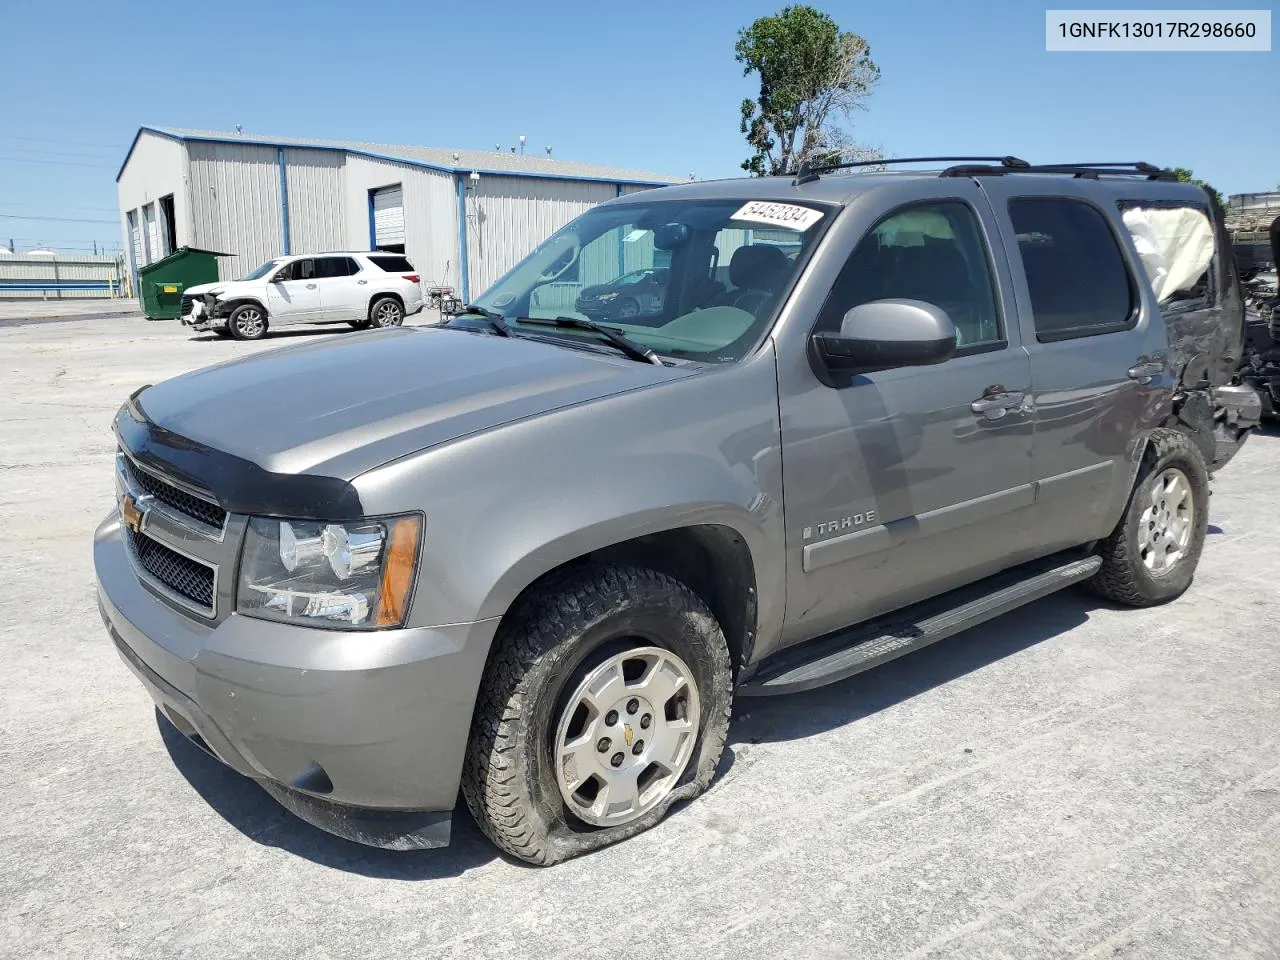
774 182 1037 647
977 180 1174 552
266 258 322 324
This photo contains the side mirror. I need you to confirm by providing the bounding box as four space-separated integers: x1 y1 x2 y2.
811 299 957 375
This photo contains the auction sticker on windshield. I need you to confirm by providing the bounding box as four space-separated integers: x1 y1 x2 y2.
732 201 825 232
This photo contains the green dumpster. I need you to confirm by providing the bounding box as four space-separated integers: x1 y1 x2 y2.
137 247 233 320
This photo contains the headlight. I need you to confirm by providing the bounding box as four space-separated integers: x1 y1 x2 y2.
237 514 422 628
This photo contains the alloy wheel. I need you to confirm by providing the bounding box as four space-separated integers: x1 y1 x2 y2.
552 646 700 827
1138 467 1194 574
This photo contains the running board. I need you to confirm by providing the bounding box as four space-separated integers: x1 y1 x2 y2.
739 553 1102 697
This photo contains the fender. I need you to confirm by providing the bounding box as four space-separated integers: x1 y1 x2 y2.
353 351 788 648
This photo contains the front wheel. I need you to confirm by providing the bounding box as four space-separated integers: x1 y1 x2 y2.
1087 428 1209 606
227 304 267 341
462 566 732 865
370 297 404 328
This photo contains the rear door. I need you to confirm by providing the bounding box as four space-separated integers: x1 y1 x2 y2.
978 179 1173 551
312 256 365 321
265 258 322 324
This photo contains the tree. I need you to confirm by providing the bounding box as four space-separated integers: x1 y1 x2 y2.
736 6 880 177
1172 167 1224 209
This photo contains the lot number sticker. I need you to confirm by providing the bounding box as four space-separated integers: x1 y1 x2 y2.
732 201 825 232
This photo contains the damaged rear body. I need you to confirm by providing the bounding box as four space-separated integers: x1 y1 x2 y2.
1120 196 1261 468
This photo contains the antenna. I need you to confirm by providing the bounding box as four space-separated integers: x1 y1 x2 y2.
235 124 242 136
519 135 526 155
545 145 553 158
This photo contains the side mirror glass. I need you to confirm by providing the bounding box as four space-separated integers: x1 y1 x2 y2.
812 299 957 375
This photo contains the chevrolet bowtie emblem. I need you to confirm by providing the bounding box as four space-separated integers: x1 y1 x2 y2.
120 493 145 533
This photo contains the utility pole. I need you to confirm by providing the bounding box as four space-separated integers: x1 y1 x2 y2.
93 240 98 255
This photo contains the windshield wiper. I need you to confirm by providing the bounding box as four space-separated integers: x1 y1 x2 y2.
453 304 513 337
516 316 663 365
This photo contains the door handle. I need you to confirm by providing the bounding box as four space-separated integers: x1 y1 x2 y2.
305 283 318 289
971 386 1026 421
357 279 368 285
1127 360 1164 384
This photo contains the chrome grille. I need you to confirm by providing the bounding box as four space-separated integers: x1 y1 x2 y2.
128 529 216 613
123 456 227 530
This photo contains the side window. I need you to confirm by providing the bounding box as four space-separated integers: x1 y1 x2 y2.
1008 198 1135 341
816 201 1002 348
273 261 296 282
313 257 352 279
345 257 362 275
1119 204 1214 311
296 258 316 281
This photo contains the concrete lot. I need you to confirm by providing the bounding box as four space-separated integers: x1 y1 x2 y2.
2 310 1278 960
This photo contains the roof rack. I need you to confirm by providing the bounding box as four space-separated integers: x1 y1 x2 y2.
793 155 1028 186
938 161 1177 181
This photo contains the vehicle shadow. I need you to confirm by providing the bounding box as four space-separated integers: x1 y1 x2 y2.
155 710 505 878
185 329 346 343
726 588 1096 748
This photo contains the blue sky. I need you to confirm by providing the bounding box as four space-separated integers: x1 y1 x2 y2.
1 0 1275 254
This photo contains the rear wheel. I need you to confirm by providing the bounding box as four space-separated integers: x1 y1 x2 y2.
227 304 267 341
1088 428 1209 606
370 297 403 328
462 566 732 865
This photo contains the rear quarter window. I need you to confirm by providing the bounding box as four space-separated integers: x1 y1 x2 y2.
1008 197 1136 342
368 255 415 273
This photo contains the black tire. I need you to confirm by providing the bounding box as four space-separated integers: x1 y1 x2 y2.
369 297 404 328
615 297 639 320
1087 428 1209 607
462 565 733 865
227 304 268 341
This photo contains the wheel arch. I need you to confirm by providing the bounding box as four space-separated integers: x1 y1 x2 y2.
368 291 404 320
487 521 761 678
219 297 269 317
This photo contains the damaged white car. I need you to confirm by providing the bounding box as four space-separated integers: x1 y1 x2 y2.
181 252 425 340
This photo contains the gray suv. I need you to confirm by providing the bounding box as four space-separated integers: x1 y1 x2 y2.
94 158 1261 865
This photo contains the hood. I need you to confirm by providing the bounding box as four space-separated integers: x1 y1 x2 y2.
133 326 697 481
183 281 225 297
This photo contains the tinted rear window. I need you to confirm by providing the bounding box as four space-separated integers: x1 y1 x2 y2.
1008 197 1135 341
368 255 415 273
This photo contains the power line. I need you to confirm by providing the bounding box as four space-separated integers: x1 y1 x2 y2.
0 134 127 149
0 154 118 169
0 201 117 213
0 214 118 224
0 145 121 159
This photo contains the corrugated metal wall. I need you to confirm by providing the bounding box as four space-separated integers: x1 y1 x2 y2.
464 176 616 295
345 155 458 288
283 148 347 255
188 141 283 279
0 256 124 299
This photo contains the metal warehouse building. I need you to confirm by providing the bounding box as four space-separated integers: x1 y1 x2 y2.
116 126 679 302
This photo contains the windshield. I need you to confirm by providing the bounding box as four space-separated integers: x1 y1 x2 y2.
469 197 830 363
241 260 282 281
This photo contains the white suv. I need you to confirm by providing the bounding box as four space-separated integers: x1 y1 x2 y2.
181 252 427 340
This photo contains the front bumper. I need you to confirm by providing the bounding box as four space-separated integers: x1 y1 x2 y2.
94 514 499 849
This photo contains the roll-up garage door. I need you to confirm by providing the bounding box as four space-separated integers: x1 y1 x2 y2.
128 210 143 273
372 185 405 250
143 203 159 264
